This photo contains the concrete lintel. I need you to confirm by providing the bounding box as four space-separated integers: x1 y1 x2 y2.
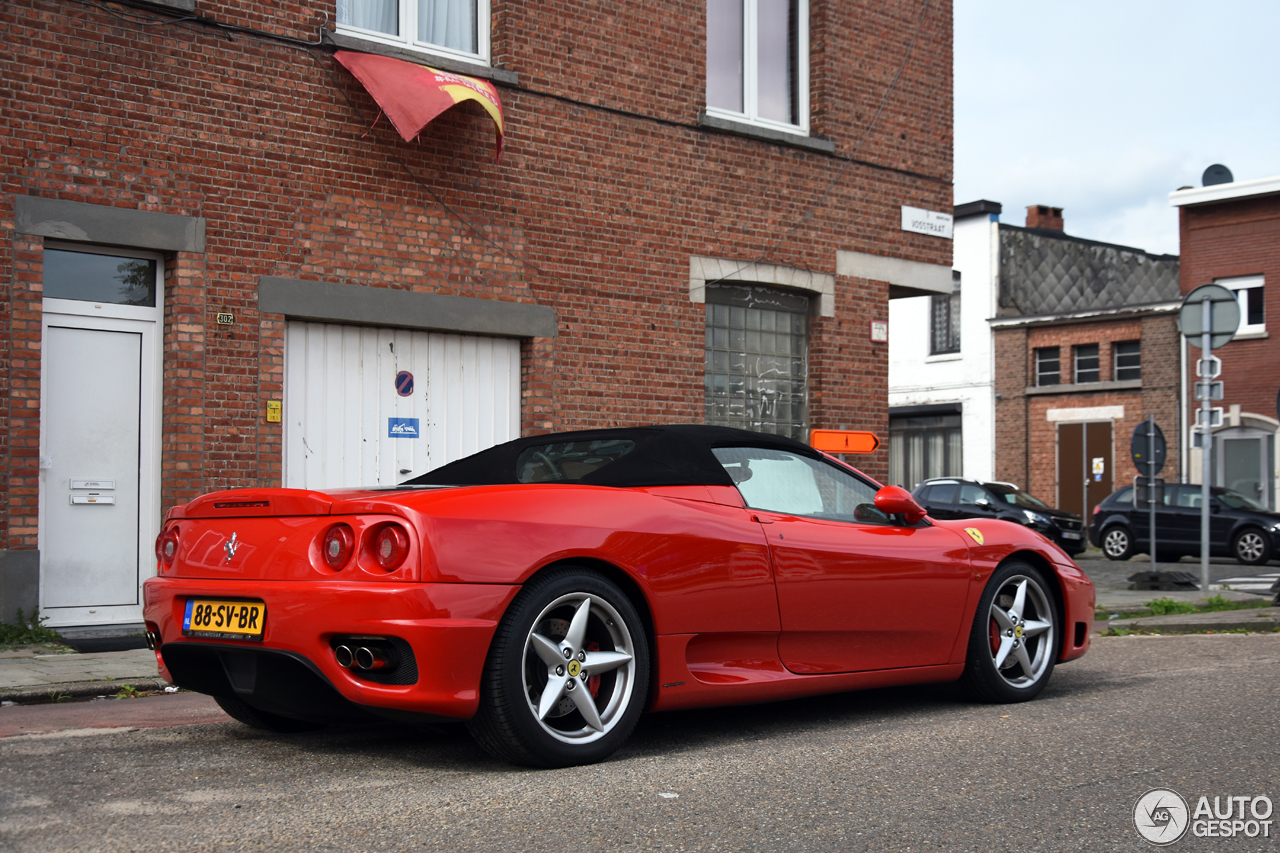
14 196 206 253
1026 379 1143 396
688 256 835 317
323 32 519 86
1046 405 1125 423
836 250 952 298
258 277 557 338
0 550 40 627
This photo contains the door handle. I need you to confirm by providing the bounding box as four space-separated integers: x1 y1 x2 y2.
751 514 774 524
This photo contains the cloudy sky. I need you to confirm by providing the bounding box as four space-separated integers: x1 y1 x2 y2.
954 0 1280 256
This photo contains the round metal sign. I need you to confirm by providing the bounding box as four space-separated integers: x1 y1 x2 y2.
1179 283 1240 349
394 371 414 397
1130 420 1166 475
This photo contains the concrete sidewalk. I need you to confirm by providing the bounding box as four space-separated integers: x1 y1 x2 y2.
0 647 166 704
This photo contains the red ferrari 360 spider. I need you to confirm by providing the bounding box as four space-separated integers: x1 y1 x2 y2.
143 425 1093 767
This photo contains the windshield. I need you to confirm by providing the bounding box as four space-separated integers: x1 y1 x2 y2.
1214 489 1269 512
985 483 1050 509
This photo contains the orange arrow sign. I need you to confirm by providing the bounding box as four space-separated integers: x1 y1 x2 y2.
809 430 880 454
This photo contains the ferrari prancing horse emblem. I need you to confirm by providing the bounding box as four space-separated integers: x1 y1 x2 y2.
964 528 984 545
224 532 240 563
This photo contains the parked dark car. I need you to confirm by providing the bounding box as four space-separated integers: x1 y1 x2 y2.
911 478 1086 556
1089 484 1280 565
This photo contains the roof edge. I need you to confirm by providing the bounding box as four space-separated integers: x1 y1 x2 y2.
997 223 1179 261
1170 175 1280 207
989 301 1182 329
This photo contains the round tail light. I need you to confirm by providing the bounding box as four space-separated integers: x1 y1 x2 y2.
372 524 410 571
323 525 355 570
156 528 180 567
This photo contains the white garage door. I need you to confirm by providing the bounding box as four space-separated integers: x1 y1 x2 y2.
284 322 521 489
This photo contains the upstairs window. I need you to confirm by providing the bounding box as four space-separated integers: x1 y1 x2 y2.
1114 340 1141 381
337 0 489 64
1034 347 1060 386
706 0 809 133
1073 343 1100 383
1217 275 1266 336
930 271 961 354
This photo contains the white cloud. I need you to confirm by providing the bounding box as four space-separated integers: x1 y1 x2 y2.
955 0 1280 255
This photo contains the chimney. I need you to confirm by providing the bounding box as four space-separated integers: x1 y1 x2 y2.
1025 205 1063 231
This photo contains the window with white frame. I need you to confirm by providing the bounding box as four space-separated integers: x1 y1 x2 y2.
706 0 809 133
1073 343 1100 383
1113 340 1140 381
1216 275 1266 336
929 271 961 355
336 0 489 64
1034 347 1060 386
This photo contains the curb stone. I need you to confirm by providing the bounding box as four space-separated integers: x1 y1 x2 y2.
0 678 173 705
1093 606 1280 635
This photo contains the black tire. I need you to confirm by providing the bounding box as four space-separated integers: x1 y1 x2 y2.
960 561 1058 703
214 694 327 733
1101 526 1134 561
466 567 649 768
1233 528 1271 566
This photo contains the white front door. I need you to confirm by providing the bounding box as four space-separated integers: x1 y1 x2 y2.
39 245 163 628
1218 430 1271 508
284 321 521 489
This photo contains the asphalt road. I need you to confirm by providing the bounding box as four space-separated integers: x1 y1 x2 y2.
2 635 1279 852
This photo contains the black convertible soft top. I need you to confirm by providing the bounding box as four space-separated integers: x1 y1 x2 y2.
402 425 823 488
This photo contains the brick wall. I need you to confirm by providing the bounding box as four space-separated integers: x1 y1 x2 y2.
1 0 953 543
994 315 1181 511
993 326 1029 487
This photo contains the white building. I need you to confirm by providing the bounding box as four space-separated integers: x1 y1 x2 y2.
887 200 1002 488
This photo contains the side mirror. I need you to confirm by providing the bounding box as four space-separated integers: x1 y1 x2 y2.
874 486 928 525
975 497 991 508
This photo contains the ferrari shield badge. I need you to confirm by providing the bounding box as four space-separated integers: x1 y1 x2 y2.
964 527 984 545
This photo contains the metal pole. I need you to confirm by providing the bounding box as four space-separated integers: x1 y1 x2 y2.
1148 414 1157 574
1201 300 1212 594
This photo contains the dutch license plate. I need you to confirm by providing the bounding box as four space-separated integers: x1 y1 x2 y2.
1061 531 1082 540
183 599 265 640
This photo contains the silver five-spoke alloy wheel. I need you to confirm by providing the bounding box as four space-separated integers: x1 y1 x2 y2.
1103 527 1131 560
1234 529 1268 565
521 593 637 745
986 574 1055 689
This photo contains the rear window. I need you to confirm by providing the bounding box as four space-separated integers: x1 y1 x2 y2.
1112 486 1134 505
515 440 636 483
922 484 957 504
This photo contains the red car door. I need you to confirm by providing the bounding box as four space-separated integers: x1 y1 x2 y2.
712 447 973 674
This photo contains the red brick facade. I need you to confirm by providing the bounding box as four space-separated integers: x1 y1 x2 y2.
994 314 1182 514
1 0 954 554
1177 192 1280 424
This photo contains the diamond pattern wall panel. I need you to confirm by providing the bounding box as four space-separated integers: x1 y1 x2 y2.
997 227 1180 318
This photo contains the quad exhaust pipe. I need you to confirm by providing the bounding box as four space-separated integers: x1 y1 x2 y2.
332 638 398 672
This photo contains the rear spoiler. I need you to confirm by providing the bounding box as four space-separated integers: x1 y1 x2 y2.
175 489 336 519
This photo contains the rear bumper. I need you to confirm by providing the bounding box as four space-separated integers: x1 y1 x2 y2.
143 578 519 720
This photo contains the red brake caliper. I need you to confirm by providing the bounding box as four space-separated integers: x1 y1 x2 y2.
586 641 601 697
989 618 1001 655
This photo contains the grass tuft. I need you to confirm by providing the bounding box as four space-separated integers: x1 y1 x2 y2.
0 609 65 649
